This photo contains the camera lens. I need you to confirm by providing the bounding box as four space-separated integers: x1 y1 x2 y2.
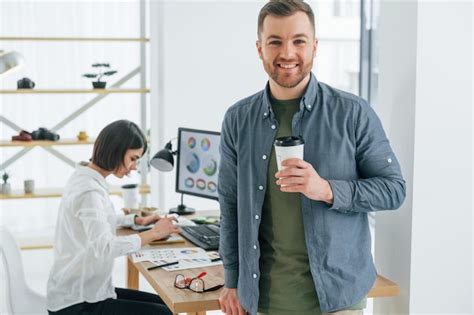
43 130 59 141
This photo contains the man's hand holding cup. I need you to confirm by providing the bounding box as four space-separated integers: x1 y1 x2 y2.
274 136 333 204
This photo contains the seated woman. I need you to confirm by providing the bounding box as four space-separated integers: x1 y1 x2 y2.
47 120 178 315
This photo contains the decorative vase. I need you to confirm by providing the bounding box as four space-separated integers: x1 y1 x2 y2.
2 183 11 195
24 179 35 194
77 131 89 141
92 81 106 89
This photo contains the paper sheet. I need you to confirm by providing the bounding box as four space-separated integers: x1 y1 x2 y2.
131 248 222 271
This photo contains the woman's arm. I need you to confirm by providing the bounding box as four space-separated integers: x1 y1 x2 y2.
138 217 180 246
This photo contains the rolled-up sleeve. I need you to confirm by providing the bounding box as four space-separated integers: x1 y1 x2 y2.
116 214 137 228
328 100 406 213
75 191 141 258
218 110 239 288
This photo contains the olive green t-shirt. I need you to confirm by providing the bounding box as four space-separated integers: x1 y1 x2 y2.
258 97 319 315
257 97 367 314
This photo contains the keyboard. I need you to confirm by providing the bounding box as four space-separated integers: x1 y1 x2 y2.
180 224 220 250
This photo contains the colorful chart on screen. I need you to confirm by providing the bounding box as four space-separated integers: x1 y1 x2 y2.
177 129 220 199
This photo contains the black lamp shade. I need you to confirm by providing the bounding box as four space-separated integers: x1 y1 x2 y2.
150 143 175 172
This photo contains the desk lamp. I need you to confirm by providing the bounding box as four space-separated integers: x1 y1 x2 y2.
150 140 196 215
0 51 25 77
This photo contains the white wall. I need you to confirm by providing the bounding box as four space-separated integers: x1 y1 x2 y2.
373 1 417 313
410 2 472 313
375 1 473 314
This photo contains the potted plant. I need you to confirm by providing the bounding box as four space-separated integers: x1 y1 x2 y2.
1 171 11 195
83 63 117 89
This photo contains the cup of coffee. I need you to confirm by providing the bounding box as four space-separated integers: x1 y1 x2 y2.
121 184 139 209
274 136 305 171
24 179 35 194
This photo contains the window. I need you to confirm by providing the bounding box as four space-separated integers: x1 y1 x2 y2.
311 0 361 95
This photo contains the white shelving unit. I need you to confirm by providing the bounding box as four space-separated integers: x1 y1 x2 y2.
0 1 150 250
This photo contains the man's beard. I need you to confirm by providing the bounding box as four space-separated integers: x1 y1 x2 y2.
265 59 313 88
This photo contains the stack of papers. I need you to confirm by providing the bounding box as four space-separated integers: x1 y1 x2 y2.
131 247 222 271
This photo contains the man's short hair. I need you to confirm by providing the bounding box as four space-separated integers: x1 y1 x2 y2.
92 119 147 171
258 0 316 38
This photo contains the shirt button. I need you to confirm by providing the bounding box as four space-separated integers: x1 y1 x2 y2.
271 125 276 130
253 245 258 250
264 112 268 117
307 105 312 109
253 273 258 279
262 155 267 160
255 214 260 220
258 185 264 191
388 158 392 163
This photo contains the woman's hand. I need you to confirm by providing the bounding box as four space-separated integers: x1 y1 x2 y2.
135 214 161 226
151 217 180 240
138 216 180 246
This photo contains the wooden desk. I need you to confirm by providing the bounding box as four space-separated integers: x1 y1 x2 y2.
120 230 399 315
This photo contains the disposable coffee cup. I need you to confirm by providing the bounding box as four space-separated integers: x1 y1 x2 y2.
274 136 305 171
24 179 35 194
121 184 139 209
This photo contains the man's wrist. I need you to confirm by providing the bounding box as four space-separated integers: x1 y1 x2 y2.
323 180 334 205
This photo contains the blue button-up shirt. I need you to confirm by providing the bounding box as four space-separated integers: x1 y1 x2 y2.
218 73 406 314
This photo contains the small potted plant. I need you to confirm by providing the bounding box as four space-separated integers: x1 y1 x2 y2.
83 63 117 89
1 171 11 195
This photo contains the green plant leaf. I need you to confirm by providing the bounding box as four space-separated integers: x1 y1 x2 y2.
103 70 117 76
83 74 98 78
2 172 9 184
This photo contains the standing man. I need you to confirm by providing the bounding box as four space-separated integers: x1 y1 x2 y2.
218 1 405 315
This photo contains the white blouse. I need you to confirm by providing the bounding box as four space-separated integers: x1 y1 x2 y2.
47 162 141 311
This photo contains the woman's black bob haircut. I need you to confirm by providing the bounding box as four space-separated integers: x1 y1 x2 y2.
91 120 148 172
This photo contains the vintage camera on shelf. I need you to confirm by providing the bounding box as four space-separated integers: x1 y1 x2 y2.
17 77 35 89
31 127 60 141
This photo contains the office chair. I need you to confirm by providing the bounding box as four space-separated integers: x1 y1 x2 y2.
0 227 47 314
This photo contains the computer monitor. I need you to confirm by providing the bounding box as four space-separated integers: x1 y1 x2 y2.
172 127 220 214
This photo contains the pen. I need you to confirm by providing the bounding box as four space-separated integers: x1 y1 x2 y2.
211 257 221 262
147 261 179 271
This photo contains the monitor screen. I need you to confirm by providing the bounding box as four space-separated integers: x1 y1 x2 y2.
175 128 221 200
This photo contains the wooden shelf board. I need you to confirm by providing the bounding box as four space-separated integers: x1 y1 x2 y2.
0 88 150 94
0 139 95 147
0 184 150 200
20 243 53 250
0 36 149 42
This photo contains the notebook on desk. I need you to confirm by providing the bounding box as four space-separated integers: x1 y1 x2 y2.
150 234 186 245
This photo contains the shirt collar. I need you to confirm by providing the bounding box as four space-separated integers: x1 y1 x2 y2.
262 72 318 120
76 161 109 191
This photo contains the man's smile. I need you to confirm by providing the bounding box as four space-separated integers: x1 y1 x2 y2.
277 62 298 69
